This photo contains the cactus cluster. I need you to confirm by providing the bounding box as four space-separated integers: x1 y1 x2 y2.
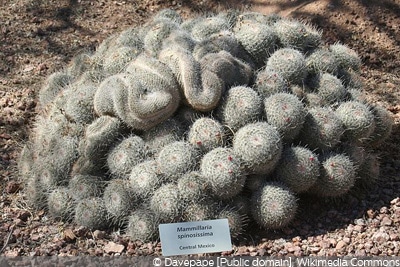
18 9 393 243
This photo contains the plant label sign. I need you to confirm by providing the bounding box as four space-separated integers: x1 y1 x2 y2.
159 219 232 256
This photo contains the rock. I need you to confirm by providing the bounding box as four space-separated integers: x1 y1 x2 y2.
380 216 392 226
104 241 125 254
335 240 347 250
93 230 107 239
354 225 363 232
62 228 76 242
372 229 390 244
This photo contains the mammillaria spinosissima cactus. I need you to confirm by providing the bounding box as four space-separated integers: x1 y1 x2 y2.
310 152 356 197
156 141 200 181
107 135 146 179
125 208 160 242
18 9 394 243
128 159 162 200
216 86 263 132
150 183 183 222
252 182 298 229
254 67 289 98
266 48 307 84
233 122 282 175
188 117 226 152
200 147 246 199
275 146 320 193
263 93 306 141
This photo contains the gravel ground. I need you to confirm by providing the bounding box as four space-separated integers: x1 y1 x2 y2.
1 0 399 258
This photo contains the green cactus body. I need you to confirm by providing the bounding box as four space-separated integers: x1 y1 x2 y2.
174 106 204 130
339 68 364 90
182 199 217 222
153 9 183 24
254 67 289 99
47 187 75 222
17 143 35 182
233 19 278 68
236 12 281 25
74 197 109 230
126 208 159 242
335 101 375 143
177 171 208 203
150 183 184 222
78 115 122 160
266 48 307 84
158 46 221 112
63 83 97 124
73 116 122 176
356 152 380 189
252 182 298 229
310 153 356 197
200 147 246 199
24 176 47 210
142 118 185 158
157 141 200 181
368 105 394 147
264 93 306 141
68 174 104 200
129 160 162 200
190 16 230 42
113 27 145 49
216 86 263 132
309 73 347 105
66 52 94 78
245 174 268 192
75 70 106 87
144 18 180 57
188 117 226 153
200 50 253 92
34 135 79 187
38 71 73 107
329 43 362 72
95 55 181 130
338 143 366 169
232 122 282 175
304 92 325 107
162 29 196 52
228 194 251 216
299 107 344 151
274 19 321 52
193 31 243 61
103 179 138 222
306 48 339 75
107 135 146 179
215 205 245 238
275 146 320 193
160 47 252 112
103 46 142 74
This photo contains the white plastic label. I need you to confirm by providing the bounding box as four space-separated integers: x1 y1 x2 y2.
159 219 232 256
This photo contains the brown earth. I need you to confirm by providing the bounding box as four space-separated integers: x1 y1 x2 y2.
0 0 399 258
